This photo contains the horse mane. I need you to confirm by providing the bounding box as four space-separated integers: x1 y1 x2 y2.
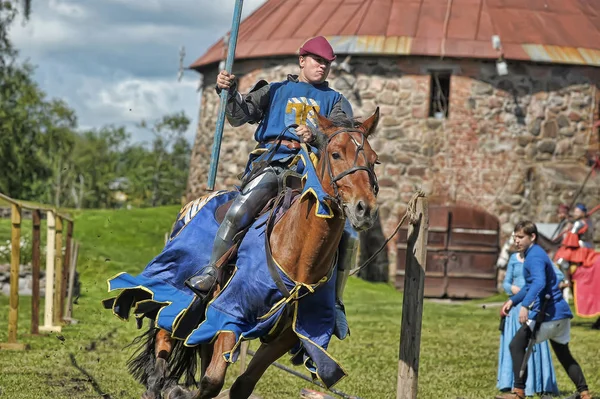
313 113 362 154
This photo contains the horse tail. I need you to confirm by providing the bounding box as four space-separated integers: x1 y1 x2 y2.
168 339 203 387
125 324 158 386
125 323 203 388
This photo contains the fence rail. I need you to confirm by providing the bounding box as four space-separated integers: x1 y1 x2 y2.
0 192 78 350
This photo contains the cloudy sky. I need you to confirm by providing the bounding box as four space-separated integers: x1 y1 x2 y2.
10 0 266 145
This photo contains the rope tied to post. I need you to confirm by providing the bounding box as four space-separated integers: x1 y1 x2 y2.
349 190 426 276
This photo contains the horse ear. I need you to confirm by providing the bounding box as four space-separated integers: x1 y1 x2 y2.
361 107 380 137
314 107 334 133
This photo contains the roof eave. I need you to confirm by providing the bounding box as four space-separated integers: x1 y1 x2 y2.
191 36 600 71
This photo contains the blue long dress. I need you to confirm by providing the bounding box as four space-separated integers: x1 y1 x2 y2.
496 253 560 396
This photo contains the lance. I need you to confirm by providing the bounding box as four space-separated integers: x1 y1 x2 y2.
207 0 244 191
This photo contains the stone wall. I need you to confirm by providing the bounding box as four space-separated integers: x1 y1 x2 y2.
187 56 600 276
0 264 46 296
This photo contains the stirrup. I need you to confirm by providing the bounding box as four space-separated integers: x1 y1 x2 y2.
184 266 217 300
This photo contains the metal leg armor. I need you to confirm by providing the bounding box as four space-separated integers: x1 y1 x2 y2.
333 221 359 340
185 168 281 297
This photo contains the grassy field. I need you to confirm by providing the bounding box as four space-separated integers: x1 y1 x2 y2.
0 205 598 399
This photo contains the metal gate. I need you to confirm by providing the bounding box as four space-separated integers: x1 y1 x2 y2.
396 204 500 299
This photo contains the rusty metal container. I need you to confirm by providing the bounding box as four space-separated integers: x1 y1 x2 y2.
396 204 500 299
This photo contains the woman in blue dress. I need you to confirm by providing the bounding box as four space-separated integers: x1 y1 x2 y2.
497 251 560 396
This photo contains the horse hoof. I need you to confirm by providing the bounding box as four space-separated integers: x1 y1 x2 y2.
215 389 230 398
163 385 195 399
141 391 160 399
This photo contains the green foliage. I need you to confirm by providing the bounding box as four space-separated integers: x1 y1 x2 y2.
0 2 192 209
131 111 191 207
0 63 192 209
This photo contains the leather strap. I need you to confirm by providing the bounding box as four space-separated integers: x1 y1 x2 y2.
266 139 301 150
264 192 291 298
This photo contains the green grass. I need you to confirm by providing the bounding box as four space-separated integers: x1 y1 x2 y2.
0 206 598 399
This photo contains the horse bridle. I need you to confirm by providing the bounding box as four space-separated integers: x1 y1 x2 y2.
320 127 379 209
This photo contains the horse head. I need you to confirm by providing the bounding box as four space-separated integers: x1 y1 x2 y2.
315 108 380 231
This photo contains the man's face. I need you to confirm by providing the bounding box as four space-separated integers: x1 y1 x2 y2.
573 207 585 220
299 55 331 84
513 229 535 252
557 209 568 220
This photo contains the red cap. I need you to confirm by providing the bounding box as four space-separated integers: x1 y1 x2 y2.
299 36 336 62
558 203 569 212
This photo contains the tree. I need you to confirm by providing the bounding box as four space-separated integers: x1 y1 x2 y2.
1 64 47 199
0 0 73 203
38 99 78 207
70 126 130 209
0 56 80 203
0 1 194 209
1 1 32 67
139 112 191 207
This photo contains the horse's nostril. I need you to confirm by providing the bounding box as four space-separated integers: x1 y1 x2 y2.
356 200 366 217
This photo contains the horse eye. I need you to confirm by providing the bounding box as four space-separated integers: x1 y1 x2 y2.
375 160 381 165
331 152 341 160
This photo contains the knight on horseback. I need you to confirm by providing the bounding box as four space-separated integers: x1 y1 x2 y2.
185 35 357 340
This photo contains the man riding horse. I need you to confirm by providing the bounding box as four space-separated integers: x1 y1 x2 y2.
186 35 357 340
104 35 381 398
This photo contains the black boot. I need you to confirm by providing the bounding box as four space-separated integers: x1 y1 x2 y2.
185 265 217 298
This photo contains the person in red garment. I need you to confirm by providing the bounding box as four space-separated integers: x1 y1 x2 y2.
571 254 600 330
554 203 596 304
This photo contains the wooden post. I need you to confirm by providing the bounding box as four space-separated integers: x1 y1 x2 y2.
397 197 428 399
40 211 61 333
60 220 73 321
0 203 26 350
53 215 63 326
31 210 42 335
239 341 249 376
64 241 79 321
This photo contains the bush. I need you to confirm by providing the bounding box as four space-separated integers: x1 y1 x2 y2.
0 234 37 265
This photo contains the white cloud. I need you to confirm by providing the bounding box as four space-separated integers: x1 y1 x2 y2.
8 0 267 144
92 77 198 124
48 0 87 18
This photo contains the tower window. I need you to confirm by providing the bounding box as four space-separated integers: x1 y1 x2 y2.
429 71 451 118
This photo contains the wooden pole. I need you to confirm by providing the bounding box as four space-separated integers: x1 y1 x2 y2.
60 220 73 321
239 341 249 376
397 197 428 399
53 216 63 326
0 203 27 350
40 210 61 333
31 209 41 335
207 0 245 190
64 241 79 321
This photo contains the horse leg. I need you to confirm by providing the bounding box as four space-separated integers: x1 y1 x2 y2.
179 331 235 399
200 343 214 379
161 340 217 399
229 327 298 399
142 329 173 399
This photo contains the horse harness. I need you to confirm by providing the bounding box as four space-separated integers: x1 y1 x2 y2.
320 128 379 209
264 126 378 299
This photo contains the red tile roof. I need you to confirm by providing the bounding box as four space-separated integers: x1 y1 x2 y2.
190 0 600 70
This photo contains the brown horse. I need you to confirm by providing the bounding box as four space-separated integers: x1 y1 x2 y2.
140 108 380 399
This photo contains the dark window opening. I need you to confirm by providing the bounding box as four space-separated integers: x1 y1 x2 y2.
429 71 451 118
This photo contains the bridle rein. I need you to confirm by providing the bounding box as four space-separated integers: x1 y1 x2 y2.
319 127 379 209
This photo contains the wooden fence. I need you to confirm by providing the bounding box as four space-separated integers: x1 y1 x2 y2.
0 192 79 350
